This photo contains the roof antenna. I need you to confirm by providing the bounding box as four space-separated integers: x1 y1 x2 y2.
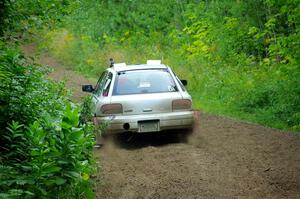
109 58 114 67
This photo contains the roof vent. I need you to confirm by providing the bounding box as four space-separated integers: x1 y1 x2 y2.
147 60 161 65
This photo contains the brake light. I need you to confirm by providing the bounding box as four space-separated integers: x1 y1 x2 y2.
100 103 123 114
172 99 191 111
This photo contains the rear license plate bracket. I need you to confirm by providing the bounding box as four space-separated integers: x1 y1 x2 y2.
138 120 160 133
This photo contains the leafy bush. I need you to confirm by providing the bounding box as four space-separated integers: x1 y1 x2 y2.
0 42 66 126
0 43 95 198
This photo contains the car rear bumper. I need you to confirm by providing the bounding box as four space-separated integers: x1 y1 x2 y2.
94 111 194 134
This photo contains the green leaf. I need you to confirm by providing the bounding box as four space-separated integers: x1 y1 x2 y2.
69 129 83 140
21 165 33 171
65 171 80 178
24 191 35 196
42 166 61 173
54 177 67 185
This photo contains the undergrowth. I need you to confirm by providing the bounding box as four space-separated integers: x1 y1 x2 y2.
0 42 95 198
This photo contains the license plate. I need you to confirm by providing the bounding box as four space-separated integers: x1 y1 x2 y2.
138 120 160 133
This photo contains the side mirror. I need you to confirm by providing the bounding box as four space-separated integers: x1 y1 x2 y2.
82 85 94 92
180 80 188 86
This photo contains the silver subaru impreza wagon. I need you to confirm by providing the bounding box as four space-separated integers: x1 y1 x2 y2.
82 60 194 134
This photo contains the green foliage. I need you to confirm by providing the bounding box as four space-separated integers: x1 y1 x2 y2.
11 0 299 131
0 43 96 198
0 42 66 126
1 0 73 39
0 106 95 198
80 96 93 124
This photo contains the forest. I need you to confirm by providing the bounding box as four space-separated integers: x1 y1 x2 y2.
0 0 299 198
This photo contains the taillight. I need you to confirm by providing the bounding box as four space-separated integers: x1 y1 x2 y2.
172 99 191 111
100 103 123 114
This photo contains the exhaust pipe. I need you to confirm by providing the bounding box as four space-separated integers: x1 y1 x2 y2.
123 123 130 130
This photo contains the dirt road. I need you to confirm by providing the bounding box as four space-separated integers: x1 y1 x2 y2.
22 44 300 199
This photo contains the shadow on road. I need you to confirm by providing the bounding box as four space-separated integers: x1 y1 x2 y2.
110 130 190 150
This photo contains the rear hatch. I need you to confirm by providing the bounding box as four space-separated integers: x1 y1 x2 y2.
110 69 182 115
110 92 182 115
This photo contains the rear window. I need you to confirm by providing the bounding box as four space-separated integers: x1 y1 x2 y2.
113 69 178 95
